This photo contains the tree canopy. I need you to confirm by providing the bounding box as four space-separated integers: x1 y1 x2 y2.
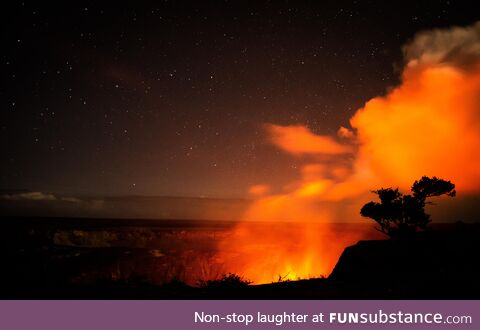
360 176 455 237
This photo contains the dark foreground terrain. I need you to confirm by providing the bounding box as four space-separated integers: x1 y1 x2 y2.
0 216 479 299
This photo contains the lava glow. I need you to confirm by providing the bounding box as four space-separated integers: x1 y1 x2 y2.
217 222 381 283
215 22 480 284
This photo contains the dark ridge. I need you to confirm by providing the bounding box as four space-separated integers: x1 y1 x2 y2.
0 216 478 299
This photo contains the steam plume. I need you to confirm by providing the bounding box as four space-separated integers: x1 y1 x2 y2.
216 21 480 284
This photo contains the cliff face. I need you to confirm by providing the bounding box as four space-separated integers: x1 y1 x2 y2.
329 225 480 297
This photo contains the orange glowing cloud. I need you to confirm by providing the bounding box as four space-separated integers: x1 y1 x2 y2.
337 126 355 139
265 124 352 155
351 64 480 192
248 184 271 197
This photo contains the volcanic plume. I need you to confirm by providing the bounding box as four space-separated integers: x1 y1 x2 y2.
216 22 480 284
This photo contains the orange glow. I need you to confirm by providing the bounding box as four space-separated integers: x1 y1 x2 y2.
248 184 271 197
265 124 352 155
351 64 480 192
216 221 382 283
296 181 331 197
215 24 480 284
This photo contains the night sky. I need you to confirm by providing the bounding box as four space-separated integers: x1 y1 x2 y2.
1 1 478 198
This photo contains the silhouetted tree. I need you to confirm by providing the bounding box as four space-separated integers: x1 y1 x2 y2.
360 176 455 237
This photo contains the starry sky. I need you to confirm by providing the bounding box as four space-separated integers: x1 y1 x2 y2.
1 1 478 198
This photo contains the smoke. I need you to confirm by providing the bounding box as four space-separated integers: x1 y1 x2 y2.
351 22 480 193
403 21 480 68
261 20 480 207
265 124 352 155
248 184 271 197
216 21 480 283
